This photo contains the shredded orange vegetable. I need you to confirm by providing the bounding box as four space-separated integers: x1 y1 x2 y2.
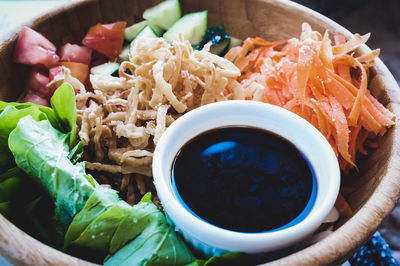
226 23 395 174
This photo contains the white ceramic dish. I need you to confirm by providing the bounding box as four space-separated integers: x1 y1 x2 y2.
153 100 340 257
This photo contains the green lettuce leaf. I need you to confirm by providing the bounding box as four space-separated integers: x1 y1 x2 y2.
4 86 196 264
0 102 58 169
0 167 26 182
0 167 56 246
65 190 196 266
64 186 120 250
0 83 77 169
104 219 195 266
68 140 84 164
8 116 97 242
50 83 77 147
187 252 256 266
0 176 21 202
0 84 77 246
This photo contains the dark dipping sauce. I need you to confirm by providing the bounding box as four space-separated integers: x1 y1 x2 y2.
172 126 316 233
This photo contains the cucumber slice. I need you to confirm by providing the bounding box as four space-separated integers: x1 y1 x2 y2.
150 24 164 36
130 25 159 54
210 38 230 55
228 37 243 49
199 26 231 55
125 20 148 42
125 20 164 42
143 0 181 30
136 25 159 39
91 62 120 76
163 11 208 46
119 45 130 62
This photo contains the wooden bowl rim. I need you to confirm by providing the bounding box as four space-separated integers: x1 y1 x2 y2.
0 0 399 265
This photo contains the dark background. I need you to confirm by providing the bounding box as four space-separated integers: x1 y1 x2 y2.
294 0 400 255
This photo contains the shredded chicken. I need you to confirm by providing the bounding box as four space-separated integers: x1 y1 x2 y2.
72 36 245 206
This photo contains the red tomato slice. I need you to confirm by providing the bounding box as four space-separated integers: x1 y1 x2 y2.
59 61 89 84
25 68 56 100
59 43 92 65
13 26 59 68
82 21 126 61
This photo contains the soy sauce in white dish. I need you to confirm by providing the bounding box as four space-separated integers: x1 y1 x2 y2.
171 126 316 233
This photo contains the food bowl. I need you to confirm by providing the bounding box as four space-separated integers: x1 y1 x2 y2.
0 0 399 265
153 100 340 257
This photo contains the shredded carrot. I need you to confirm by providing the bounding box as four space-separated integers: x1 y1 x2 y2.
320 32 334 71
334 32 346 46
332 33 370 55
337 64 352 83
225 22 395 172
357 49 380 63
224 46 241 62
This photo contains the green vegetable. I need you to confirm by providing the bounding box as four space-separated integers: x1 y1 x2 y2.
0 166 25 182
0 167 56 246
105 225 193 266
228 36 243 50
0 177 21 202
7 115 194 264
1 81 216 264
198 26 231 56
143 0 181 30
8 116 97 241
91 62 120 77
50 83 77 148
125 20 149 41
66 189 196 265
150 24 164 36
64 186 120 250
68 140 84 164
0 83 79 246
188 252 256 266
0 102 58 169
163 11 208 46
130 25 160 55
0 83 76 168
119 45 130 62
125 21 164 43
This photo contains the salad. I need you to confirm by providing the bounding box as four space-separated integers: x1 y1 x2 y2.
0 0 395 265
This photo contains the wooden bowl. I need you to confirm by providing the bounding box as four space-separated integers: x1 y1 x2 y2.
0 0 399 265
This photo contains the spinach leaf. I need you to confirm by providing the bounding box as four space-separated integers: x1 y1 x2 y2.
50 83 77 147
0 167 56 246
68 140 84 164
105 219 195 266
187 252 256 266
0 82 77 169
0 102 58 169
0 167 26 182
0 176 21 202
8 116 97 242
64 186 120 250
4 89 196 265
66 190 196 266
